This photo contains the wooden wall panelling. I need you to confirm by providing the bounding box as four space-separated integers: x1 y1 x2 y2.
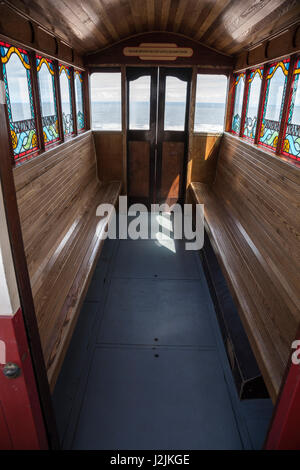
128 141 150 198
85 32 233 69
160 142 184 204
235 22 300 71
13 131 122 389
0 2 84 68
0 66 59 448
190 134 222 185
93 131 124 183
211 133 300 399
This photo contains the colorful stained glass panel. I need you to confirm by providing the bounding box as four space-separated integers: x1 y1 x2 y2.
59 64 73 136
258 59 290 151
282 58 300 161
0 41 38 162
37 56 59 146
74 71 85 131
231 73 245 135
243 68 263 141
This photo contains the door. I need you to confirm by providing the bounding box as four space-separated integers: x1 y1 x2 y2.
127 67 191 207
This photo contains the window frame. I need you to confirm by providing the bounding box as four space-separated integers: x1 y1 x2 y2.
74 69 86 133
90 69 122 132
281 56 300 162
257 59 290 152
230 54 300 166
0 40 40 164
36 54 61 149
242 67 264 143
0 35 88 166
230 72 246 136
193 73 228 134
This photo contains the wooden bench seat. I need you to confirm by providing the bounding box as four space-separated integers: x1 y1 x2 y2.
189 133 300 402
13 131 121 390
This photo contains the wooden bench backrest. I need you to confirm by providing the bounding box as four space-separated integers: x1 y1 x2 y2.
213 133 300 386
13 131 98 292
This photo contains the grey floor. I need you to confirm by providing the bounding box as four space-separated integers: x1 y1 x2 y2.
53 226 273 450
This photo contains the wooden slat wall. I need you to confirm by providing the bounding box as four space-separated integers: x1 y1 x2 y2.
93 131 124 184
187 133 222 187
13 131 100 386
213 133 300 398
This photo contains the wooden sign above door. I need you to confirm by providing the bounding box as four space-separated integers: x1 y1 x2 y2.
123 43 193 61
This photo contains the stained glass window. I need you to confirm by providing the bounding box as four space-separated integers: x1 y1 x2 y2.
258 59 290 151
243 68 263 141
282 58 300 161
231 73 245 135
59 64 73 136
36 55 59 147
74 70 85 131
0 41 38 162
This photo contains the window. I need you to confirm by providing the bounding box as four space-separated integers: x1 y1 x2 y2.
243 68 263 141
164 76 187 131
91 72 121 130
258 59 290 151
231 73 245 135
194 74 227 132
59 64 73 136
74 70 85 131
0 41 38 162
36 55 59 146
129 75 151 130
282 58 300 161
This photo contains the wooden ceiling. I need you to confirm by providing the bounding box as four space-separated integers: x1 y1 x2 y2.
6 0 300 56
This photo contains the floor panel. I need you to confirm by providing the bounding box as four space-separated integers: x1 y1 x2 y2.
72 347 242 450
98 278 215 347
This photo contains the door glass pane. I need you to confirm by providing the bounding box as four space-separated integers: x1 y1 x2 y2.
59 65 73 135
194 74 227 132
91 72 122 130
36 56 59 146
129 76 151 130
164 76 187 131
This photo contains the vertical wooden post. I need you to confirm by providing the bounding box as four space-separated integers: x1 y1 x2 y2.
83 70 90 131
54 60 64 142
186 65 197 192
121 64 127 194
240 70 249 137
225 73 235 133
29 51 44 153
254 65 268 145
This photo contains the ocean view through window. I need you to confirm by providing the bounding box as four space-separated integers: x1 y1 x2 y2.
194 74 227 133
91 72 122 130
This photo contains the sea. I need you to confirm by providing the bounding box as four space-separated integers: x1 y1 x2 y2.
10 102 300 134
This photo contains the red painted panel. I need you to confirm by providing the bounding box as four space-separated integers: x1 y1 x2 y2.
265 329 300 450
0 309 48 450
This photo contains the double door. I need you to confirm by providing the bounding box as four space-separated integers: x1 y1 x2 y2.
127 67 191 207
